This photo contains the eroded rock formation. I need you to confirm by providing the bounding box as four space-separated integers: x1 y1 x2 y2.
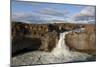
12 21 96 55
65 24 96 54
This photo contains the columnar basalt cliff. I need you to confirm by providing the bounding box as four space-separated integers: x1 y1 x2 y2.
12 21 96 55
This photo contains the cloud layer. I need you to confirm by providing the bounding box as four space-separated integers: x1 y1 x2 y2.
12 1 96 24
72 6 95 24
12 8 69 23
37 8 68 17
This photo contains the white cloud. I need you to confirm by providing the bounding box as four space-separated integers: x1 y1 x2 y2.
11 8 69 23
11 12 26 20
80 6 95 16
11 12 65 23
71 6 96 24
37 8 69 17
12 5 96 24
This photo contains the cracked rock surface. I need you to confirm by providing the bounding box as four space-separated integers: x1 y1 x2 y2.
12 50 95 66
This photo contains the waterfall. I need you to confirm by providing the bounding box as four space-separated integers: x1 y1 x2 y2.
52 28 87 58
50 28 92 62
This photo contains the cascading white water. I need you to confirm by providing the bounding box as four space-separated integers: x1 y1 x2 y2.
51 31 71 57
51 28 90 59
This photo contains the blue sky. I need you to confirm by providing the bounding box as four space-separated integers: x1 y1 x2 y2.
12 1 96 24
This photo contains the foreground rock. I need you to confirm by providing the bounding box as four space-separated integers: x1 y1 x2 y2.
12 50 95 66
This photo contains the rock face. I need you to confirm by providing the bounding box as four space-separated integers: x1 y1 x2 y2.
39 31 59 52
65 25 96 54
12 22 59 54
12 37 42 54
12 21 96 55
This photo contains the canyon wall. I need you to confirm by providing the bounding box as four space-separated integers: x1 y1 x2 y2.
12 22 96 55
